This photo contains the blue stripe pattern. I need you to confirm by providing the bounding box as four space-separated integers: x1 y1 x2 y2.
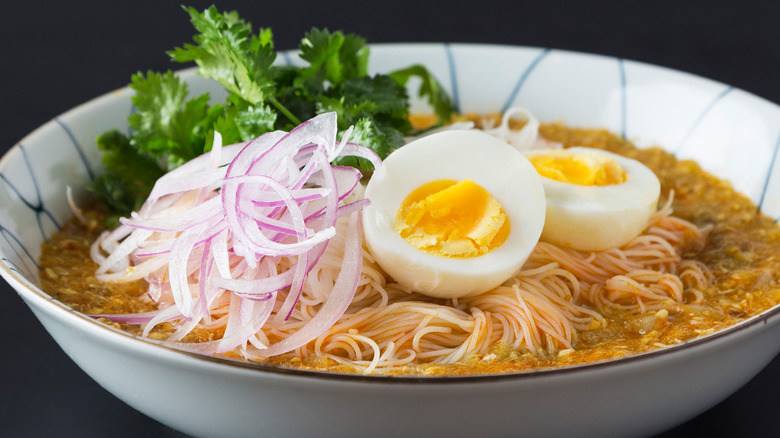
19 144 60 237
0 227 38 277
1 144 60 245
444 43 460 113
2 44 780 294
500 48 551 114
618 58 627 139
281 51 294 66
56 119 95 180
758 130 780 218
673 86 734 154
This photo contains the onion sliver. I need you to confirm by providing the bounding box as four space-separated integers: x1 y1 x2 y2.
262 213 363 356
91 112 377 357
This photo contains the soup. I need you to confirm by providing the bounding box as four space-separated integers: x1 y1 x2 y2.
32 6 780 375
39 115 780 375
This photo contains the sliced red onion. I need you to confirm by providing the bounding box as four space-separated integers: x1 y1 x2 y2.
338 142 382 169
92 112 378 358
261 214 363 356
66 186 89 225
119 195 223 233
143 305 187 337
483 106 543 150
88 310 162 325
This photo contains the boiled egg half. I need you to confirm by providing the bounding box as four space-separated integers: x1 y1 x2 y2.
362 130 546 298
524 147 661 252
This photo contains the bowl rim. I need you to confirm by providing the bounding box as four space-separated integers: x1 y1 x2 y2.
3 41 780 384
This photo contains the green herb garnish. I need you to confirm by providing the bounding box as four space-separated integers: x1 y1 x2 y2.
88 5 454 223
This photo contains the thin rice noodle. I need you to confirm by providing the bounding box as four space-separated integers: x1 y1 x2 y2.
91 111 711 373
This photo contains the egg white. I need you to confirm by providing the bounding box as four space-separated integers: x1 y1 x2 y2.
524 147 661 252
362 130 546 298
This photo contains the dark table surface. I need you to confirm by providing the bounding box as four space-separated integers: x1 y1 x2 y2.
2 1 779 436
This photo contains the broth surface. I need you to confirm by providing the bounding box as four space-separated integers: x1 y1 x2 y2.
39 123 780 375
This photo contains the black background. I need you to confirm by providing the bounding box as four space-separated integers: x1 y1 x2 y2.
2 1 779 436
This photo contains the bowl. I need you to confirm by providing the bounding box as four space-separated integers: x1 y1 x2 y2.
2 43 780 438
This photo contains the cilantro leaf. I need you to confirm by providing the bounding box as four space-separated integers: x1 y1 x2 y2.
389 65 455 124
127 71 214 170
298 28 345 92
169 6 277 106
91 6 457 221
338 34 370 80
319 75 411 170
232 100 278 140
87 130 165 219
335 117 405 172
298 28 370 89
273 66 318 130
127 71 189 139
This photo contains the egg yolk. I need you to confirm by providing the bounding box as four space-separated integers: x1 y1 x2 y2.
394 179 510 258
529 151 627 186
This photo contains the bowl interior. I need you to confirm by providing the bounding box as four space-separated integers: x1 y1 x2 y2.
2 42 780 353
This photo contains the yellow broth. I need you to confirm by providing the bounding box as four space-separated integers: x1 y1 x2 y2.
39 123 780 375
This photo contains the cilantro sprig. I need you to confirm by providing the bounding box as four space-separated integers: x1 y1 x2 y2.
88 5 455 223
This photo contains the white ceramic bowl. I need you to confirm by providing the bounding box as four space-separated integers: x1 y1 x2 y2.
2 44 780 438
